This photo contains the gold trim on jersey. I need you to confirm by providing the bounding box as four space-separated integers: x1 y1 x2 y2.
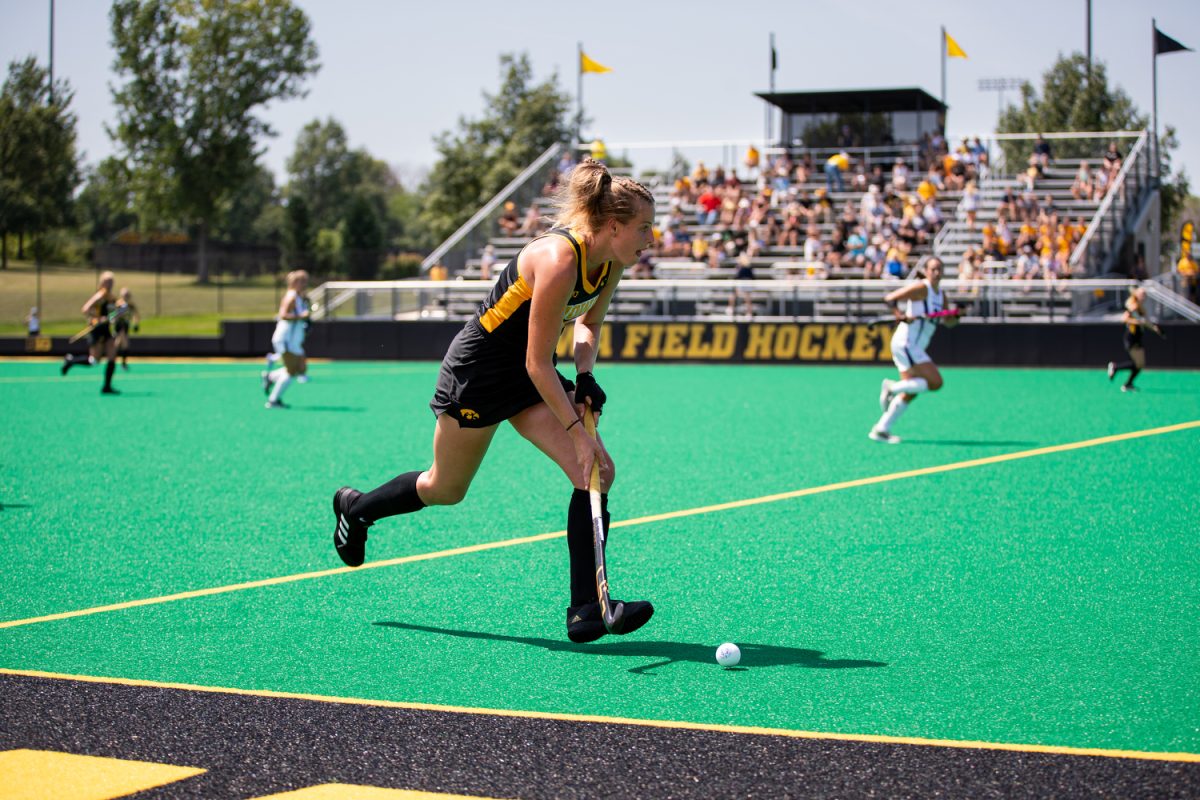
571 228 610 294
478 274 533 333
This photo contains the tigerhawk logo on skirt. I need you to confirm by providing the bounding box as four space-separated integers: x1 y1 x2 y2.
459 408 480 421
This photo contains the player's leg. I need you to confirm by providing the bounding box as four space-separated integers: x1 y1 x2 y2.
1123 346 1144 391
101 338 119 394
267 351 300 407
509 402 652 642
332 415 497 567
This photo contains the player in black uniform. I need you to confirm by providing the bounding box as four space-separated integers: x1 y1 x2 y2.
1107 286 1160 392
61 271 121 394
113 288 140 371
331 159 656 643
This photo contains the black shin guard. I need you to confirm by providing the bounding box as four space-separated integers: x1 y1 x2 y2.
349 471 426 523
103 360 116 389
1125 366 1141 388
567 489 609 607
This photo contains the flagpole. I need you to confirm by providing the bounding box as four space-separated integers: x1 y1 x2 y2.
576 42 583 149
1152 20 1159 182
941 26 949 123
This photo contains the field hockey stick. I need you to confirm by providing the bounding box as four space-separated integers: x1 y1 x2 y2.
67 306 131 344
584 409 625 634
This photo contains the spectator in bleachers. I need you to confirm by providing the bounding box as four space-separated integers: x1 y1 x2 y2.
695 182 720 226
498 201 521 236
958 247 984 281
959 180 980 229
771 152 793 195
891 157 910 191
825 150 850 192
743 144 760 176
733 195 752 229
846 228 867 273
969 137 989 176
711 164 727 187
517 202 545 237
555 149 576 178
867 163 886 192
779 199 805 248
1013 243 1039 280
1021 153 1042 192
917 170 940 204
1070 161 1094 200
479 244 498 280
999 185 1018 222
1033 134 1053 170
864 233 886 278
803 225 824 266
671 176 695 207
748 190 779 242
884 240 909 279
812 188 835 224
794 153 814 186
1177 250 1199 304
630 250 655 280
692 160 710 185
994 211 1013 257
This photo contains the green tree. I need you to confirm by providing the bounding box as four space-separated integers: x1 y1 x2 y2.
343 192 384 280
215 162 278 244
75 157 138 243
286 118 360 232
421 53 573 243
997 53 1188 228
109 0 319 282
283 194 313 268
0 57 81 268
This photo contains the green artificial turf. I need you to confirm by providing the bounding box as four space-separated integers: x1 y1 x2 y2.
1 359 1197 754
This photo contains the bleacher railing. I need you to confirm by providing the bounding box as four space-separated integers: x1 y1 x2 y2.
311 278 1157 325
420 142 564 275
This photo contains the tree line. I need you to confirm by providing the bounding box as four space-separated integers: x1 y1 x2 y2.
0 0 572 282
0 1 1190 282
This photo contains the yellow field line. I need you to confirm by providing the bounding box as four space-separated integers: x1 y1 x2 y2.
2 419 1196 632
1 667 1196 763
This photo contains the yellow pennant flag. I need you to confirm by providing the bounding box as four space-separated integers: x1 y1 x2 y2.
945 31 968 59
580 50 612 74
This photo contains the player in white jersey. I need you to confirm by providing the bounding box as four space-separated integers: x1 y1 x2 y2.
263 270 311 408
869 257 956 443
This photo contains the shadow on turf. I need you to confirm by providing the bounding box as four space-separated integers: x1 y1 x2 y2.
373 621 887 675
292 405 367 413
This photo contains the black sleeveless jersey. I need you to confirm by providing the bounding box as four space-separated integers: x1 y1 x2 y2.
474 228 612 351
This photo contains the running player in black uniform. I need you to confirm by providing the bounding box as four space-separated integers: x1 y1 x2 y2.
1107 286 1160 392
113 287 140 371
331 159 656 643
61 271 121 394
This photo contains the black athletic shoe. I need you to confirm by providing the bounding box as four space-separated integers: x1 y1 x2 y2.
265 399 288 409
101 386 120 395
566 599 654 643
333 486 371 567
61 356 72 376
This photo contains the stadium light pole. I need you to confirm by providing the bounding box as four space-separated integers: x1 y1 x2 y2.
978 78 1024 123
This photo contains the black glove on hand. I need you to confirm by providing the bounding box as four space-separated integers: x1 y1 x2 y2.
574 371 606 413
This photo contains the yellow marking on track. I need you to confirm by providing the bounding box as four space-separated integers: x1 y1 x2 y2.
0 748 205 800
254 784 505 799
1 420 1196 632
2 669 1197 764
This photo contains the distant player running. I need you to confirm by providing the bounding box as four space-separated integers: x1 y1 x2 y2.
263 270 311 408
869 257 956 443
330 159 656 644
1107 286 1161 392
61 270 122 395
113 288 140 371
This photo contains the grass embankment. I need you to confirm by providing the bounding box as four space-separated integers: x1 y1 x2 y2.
0 261 279 335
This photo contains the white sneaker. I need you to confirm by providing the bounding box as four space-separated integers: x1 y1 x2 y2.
879 378 893 411
868 428 901 444
1106 362 1116 381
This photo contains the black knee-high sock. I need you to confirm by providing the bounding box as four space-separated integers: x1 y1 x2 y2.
103 360 116 389
349 471 426 523
1112 360 1133 373
567 489 608 607
1125 365 1141 388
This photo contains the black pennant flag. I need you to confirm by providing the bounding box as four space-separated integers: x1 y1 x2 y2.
1154 26 1193 56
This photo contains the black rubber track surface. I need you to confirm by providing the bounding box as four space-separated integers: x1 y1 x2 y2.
2 673 1197 799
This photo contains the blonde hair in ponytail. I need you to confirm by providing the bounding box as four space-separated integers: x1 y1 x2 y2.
553 158 654 233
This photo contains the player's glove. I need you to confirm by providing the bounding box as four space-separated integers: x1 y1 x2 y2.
574 371 606 413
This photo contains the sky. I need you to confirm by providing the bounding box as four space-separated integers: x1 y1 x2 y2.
2 0 1198 190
